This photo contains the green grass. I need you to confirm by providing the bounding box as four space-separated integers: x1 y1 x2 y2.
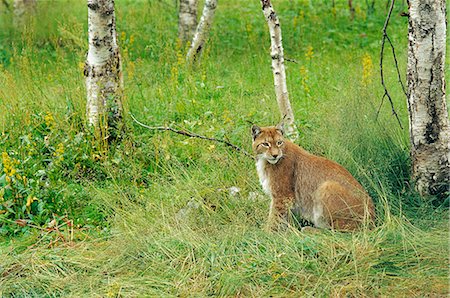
0 0 449 296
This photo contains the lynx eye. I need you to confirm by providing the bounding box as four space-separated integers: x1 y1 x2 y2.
261 142 270 148
276 141 284 146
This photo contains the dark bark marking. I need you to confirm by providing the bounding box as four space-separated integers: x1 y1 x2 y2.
87 3 99 10
424 32 438 144
261 0 270 10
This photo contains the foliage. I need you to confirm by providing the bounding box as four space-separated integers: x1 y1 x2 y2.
0 0 448 296
0 112 110 234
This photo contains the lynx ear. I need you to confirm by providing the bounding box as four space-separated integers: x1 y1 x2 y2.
276 122 285 136
276 115 286 135
251 125 261 140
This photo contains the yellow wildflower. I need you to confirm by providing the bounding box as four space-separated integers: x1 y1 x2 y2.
305 45 314 61
171 40 183 84
2 152 8 169
201 68 207 83
128 60 135 80
362 53 373 86
222 110 233 124
170 65 179 83
53 143 65 159
2 151 19 180
300 66 310 94
44 112 55 128
26 196 38 208
78 61 85 71
246 22 253 34
293 16 298 27
355 5 366 20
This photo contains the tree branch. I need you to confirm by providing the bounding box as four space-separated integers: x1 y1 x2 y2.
386 34 408 97
2 0 11 11
379 0 403 129
130 114 254 159
284 57 299 64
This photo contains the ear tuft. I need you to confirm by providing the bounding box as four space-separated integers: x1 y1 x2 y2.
251 125 261 140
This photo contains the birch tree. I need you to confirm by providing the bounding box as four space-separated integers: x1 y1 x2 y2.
178 0 198 45
84 0 123 139
260 0 298 140
13 0 36 27
186 0 217 64
407 0 449 198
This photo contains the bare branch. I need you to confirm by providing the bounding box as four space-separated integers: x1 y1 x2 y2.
385 34 408 97
2 0 11 11
130 114 254 159
284 57 299 64
378 0 403 129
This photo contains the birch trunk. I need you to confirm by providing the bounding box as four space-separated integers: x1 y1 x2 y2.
186 0 217 64
407 0 450 198
13 0 36 27
260 0 298 140
178 0 198 44
84 0 123 139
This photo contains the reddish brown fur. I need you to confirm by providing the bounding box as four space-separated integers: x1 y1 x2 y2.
252 125 375 231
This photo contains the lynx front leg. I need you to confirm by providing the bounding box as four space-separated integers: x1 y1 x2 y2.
267 196 295 231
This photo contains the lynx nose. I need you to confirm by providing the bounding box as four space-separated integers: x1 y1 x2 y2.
272 154 278 159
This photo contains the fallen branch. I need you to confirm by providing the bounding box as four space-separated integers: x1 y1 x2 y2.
378 0 403 129
130 113 254 159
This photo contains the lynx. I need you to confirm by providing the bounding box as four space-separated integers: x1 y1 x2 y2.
251 124 375 231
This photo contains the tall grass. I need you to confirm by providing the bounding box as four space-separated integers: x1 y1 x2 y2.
0 0 448 296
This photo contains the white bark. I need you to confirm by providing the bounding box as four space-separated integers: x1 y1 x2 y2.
85 0 123 136
407 0 450 198
178 0 198 44
186 0 217 64
260 0 298 140
13 0 36 27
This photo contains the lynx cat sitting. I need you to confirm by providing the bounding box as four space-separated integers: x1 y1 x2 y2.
251 124 375 231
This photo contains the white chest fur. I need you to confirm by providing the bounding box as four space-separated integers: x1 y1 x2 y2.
256 158 271 196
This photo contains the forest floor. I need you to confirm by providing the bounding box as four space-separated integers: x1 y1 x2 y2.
0 0 448 296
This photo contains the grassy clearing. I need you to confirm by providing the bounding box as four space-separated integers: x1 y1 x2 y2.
0 0 448 296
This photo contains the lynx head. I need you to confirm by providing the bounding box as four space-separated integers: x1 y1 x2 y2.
251 123 286 164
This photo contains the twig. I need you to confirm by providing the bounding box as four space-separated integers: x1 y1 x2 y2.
386 34 408 97
284 57 298 64
378 0 403 129
2 0 10 11
130 113 254 159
